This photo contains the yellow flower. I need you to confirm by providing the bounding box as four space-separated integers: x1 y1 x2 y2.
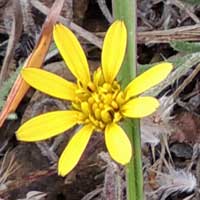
16 21 173 176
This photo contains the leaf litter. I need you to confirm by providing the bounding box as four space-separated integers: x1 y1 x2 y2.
0 0 200 199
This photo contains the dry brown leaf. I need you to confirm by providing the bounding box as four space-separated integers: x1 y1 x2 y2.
0 0 65 127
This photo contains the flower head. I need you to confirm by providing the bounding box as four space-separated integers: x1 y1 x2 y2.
16 21 173 176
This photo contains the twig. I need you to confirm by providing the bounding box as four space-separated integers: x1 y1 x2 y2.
31 0 103 49
0 168 56 199
99 152 124 200
0 40 7 49
183 194 195 200
19 0 36 34
0 1 23 87
137 9 153 30
36 142 58 163
173 63 200 99
138 24 200 43
96 24 200 43
167 0 200 24
0 25 6 33
30 98 67 163
81 188 103 200
97 0 113 23
0 151 18 185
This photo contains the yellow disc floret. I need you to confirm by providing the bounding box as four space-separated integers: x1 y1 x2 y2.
72 69 126 131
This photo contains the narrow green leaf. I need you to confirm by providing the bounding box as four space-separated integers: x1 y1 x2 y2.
170 41 200 53
0 66 22 111
181 0 200 5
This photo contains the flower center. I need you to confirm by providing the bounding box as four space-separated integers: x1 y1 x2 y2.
72 75 126 131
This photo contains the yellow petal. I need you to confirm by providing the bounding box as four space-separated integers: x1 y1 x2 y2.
102 20 127 83
125 62 173 99
58 124 94 176
121 97 159 118
53 24 90 86
16 111 80 141
21 68 77 101
105 123 132 164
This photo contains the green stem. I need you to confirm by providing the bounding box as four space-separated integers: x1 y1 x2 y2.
113 1 144 200
122 120 136 200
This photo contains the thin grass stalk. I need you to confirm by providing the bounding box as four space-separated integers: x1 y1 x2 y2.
113 0 143 199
